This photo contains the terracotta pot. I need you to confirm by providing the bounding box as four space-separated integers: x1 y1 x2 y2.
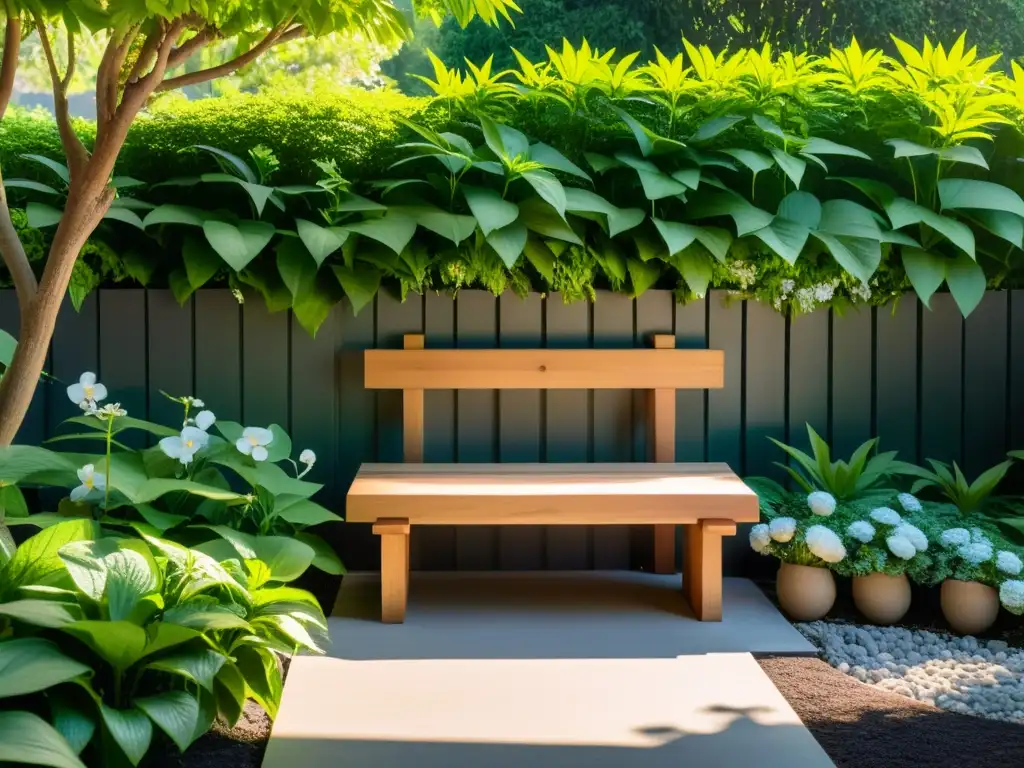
941 579 1000 635
852 572 911 625
777 562 836 621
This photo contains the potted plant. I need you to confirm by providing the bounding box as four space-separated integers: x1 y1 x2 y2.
750 490 847 621
835 494 933 625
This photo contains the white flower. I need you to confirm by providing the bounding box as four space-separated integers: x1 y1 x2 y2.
92 402 127 419
159 426 210 465
194 410 216 431
886 535 916 560
769 517 797 543
894 523 929 552
190 398 205 408
807 491 836 517
869 507 902 526
749 524 772 554
970 527 992 546
236 427 274 462
70 464 106 502
299 449 316 467
847 520 876 544
997 551 1023 576
67 372 107 407
805 525 846 563
1000 580 1024 615
940 528 971 549
958 541 994 566
896 493 922 513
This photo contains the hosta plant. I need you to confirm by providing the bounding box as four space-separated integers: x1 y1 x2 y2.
894 457 1014 514
0 520 326 767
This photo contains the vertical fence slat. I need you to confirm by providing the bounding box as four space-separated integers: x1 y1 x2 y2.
375 293 424 463
0 291 48 445
418 293 457 570
242 298 290 430
498 294 544 570
831 307 873 458
964 292 1009 476
337 298 376 572
591 291 633 570
744 302 786 479
675 298 707 462
100 290 146 447
544 295 590 570
455 291 499 570
921 295 964 465
147 291 193 435
788 310 829 454
1012 291 1024 452
876 299 919 462
194 291 242 422
49 296 99 440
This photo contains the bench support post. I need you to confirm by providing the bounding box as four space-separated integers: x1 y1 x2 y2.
650 334 676 575
373 518 411 623
683 519 737 621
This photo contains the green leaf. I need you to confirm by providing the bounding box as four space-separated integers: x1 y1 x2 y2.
720 148 774 175
1 520 96 598
102 207 145 229
251 537 316 582
131 479 244 505
200 175 276 216
0 639 91 697
945 252 987 317
332 263 381 315
391 206 477 244
637 169 688 200
652 219 699 257
142 205 207 228
801 138 870 160
939 145 989 169
885 198 975 257
529 143 591 180
295 532 346 576
832 177 898 208
214 664 247 728
295 219 347 265
202 220 276 271
818 200 884 240
233 646 282 719
0 599 78 628
902 248 947 308
627 257 660 298
0 711 86 768
672 246 714 297
100 705 152 767
193 145 256 182
689 115 744 143
777 191 822 228
517 198 581 244
182 234 221 291
277 500 342 526
523 238 555 282
22 154 71 183
686 192 773 236
812 233 881 284
5 179 61 195
584 152 621 173
0 483 28 518
147 650 226 692
939 179 1024 218
693 227 733 263
562 188 643 236
614 107 653 156
136 691 201 753
885 139 937 158
61 621 148 673
753 218 810 264
486 221 528 267
50 694 96 756
521 170 567 217
770 149 806 188
752 115 787 141
26 202 64 228
333 193 386 213
969 209 1024 248
344 213 417 254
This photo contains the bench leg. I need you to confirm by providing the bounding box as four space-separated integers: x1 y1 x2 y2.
653 525 676 574
373 518 410 624
683 519 737 621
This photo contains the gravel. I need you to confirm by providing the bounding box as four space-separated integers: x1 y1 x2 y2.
798 620 1024 723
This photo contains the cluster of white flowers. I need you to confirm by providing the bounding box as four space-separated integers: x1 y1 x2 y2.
793 288 817 314
749 524 772 554
997 551 1023 576
160 408 217 465
850 282 872 302
869 507 902 526
1000 580 1024 614
896 493 923 513
805 525 847 563
728 260 757 288
807 491 836 517
940 528 971 548
960 541 995 565
846 520 876 543
70 464 105 502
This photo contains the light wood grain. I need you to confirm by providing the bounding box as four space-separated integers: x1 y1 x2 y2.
402 334 425 463
684 519 735 621
649 335 677 574
375 518 410 623
364 349 725 390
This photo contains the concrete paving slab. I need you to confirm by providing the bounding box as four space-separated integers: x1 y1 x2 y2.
263 652 834 768
327 571 815 659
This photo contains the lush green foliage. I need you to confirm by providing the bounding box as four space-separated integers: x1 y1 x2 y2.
0 520 327 767
5 34 1024 327
895 458 1015 514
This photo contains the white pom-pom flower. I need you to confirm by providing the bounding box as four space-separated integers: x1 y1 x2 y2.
805 525 846 563
896 492 922 513
869 507 902 526
159 426 210 466
236 427 274 462
886 535 916 560
194 410 216 431
70 464 106 502
894 523 928 552
846 520 876 544
807 491 836 517
996 551 1023 576
970 528 992 546
769 517 797 543
299 449 316 467
958 541 994 566
67 372 108 408
940 528 971 549
749 524 771 554
999 580 1024 615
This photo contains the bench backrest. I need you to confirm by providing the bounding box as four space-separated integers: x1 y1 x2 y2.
364 334 724 464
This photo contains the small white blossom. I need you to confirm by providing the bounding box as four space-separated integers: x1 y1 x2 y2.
970 527 992 546
1000 580 1024 615
299 449 316 467
749 524 772 554
807 491 836 517
869 507 902 526
67 372 107 408
850 282 872 302
896 493 922 513
812 280 838 303
194 410 216 431
940 528 971 548
795 287 816 313
70 464 106 502
159 426 210 465
92 402 127 419
190 398 205 408
780 279 795 296
958 541 994 566
887 534 917 560
236 427 274 462
894 523 929 552
997 551 1023 576
847 520 876 544
805 525 846 563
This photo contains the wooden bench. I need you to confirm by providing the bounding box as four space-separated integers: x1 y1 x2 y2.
346 333 759 623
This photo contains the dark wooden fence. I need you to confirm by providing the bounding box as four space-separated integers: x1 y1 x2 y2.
2 288 1022 576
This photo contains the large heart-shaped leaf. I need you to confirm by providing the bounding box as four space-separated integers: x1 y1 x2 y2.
250 537 316 582
686 192 774 236
802 137 871 160
50 693 96 756
344 213 417 255
0 711 86 768
100 705 152 767
671 246 714 297
462 185 518 235
0 639 91 697
521 169 567 216
1 519 96 598
902 248 948 309
486 221 528 267
193 145 257 182
885 198 975 257
142 205 207 228
818 199 884 240
202 220 276 271
529 143 591 180
753 218 810 264
517 198 581 244
391 206 477 244
945 252 988 317
182 235 221 291
26 202 63 228
295 219 347 265
0 599 79 628
652 219 699 257
770 149 806 188
136 691 201 752
938 179 1024 218
332 263 382 315
812 232 881 284
777 191 822 228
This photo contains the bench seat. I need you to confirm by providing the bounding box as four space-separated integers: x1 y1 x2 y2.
347 462 759 623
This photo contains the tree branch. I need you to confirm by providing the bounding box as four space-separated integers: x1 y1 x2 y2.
63 30 76 90
155 21 304 92
0 165 38 317
34 17 89 177
0 11 20 121
126 25 163 85
95 25 139 149
166 27 216 72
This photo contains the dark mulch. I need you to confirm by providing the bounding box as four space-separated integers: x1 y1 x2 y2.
761 656 1024 767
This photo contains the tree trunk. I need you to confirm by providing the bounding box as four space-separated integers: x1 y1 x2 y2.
0 180 113 447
